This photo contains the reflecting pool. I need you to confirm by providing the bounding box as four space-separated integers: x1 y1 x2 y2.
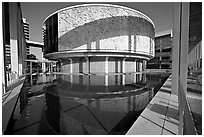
6 73 170 135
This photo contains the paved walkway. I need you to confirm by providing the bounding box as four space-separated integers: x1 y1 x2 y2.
126 76 179 135
126 75 202 135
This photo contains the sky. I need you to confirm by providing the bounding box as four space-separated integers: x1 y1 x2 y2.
21 2 174 43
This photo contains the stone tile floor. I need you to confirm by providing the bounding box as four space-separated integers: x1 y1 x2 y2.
127 75 202 135
126 77 179 135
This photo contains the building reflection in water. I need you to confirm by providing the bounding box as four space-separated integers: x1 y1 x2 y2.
43 73 157 134
6 72 168 134
57 73 142 92
45 85 60 133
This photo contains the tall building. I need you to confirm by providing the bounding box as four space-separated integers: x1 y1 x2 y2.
2 2 27 93
43 4 155 74
22 18 30 55
146 30 172 70
22 18 30 40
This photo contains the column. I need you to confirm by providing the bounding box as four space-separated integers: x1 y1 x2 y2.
136 61 139 72
69 58 73 74
134 60 137 83
85 57 90 74
134 59 137 73
105 57 109 74
133 73 136 83
51 62 53 73
159 57 162 69
69 58 73 84
143 60 146 71
49 62 51 73
122 58 126 73
122 75 125 85
105 75 109 91
137 61 140 72
42 62 45 73
140 62 143 72
172 3 189 95
138 61 142 72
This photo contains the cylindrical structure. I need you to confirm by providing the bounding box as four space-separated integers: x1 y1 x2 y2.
43 4 155 73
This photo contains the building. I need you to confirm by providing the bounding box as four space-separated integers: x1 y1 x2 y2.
2 2 27 93
25 40 57 73
22 18 30 55
188 3 202 70
26 40 43 60
22 18 30 40
146 30 172 70
43 4 155 74
147 3 202 71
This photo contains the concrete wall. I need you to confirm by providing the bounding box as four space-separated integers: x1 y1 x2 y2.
57 5 154 37
90 57 105 73
62 59 71 73
108 57 121 73
72 58 80 73
58 15 154 57
125 59 135 73
43 4 155 59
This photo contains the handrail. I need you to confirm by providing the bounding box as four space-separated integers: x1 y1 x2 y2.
178 78 197 135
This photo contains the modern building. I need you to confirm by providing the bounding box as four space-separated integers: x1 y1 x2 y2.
188 2 202 70
25 40 54 73
22 18 30 40
26 40 43 60
22 18 30 55
42 4 155 74
2 2 27 93
146 30 172 70
147 2 202 71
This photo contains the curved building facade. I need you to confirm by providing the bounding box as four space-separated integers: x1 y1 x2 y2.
43 4 155 73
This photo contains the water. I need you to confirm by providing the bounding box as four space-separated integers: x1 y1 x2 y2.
6 73 170 135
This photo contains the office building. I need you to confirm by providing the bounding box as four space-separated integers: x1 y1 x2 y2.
147 3 202 71
146 30 172 70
